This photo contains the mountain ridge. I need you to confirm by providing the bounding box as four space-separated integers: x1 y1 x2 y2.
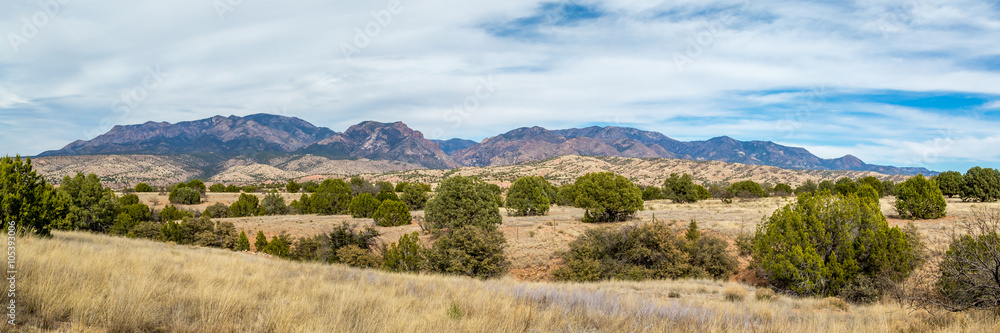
38 114 933 175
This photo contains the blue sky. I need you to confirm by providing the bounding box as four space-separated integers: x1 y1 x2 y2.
2 0 1000 172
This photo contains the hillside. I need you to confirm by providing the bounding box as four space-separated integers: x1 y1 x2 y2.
359 155 910 189
32 154 908 189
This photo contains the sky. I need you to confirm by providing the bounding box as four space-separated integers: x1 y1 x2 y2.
1 0 999 172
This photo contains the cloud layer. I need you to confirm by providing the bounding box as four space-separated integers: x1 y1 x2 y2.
2 0 999 172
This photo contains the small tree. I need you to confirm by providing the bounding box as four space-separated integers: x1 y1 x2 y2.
286 179 301 193
254 231 268 252
795 179 819 194
641 186 664 200
230 193 260 217
962 167 1000 202
236 231 251 251
933 171 963 198
663 173 710 203
375 189 399 202
373 200 411 227
169 187 201 205
728 180 767 199
382 232 425 273
260 192 288 215
895 174 946 219
753 192 918 298
425 225 508 279
262 233 292 258
158 205 191 222
857 176 886 197
574 172 643 223
773 183 794 197
134 183 154 192
349 193 380 218
425 175 502 232
400 183 429 210
505 176 551 216
209 183 226 192
203 202 231 218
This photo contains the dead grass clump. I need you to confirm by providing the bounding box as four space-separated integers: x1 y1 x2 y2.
723 286 748 302
817 297 849 312
755 287 775 302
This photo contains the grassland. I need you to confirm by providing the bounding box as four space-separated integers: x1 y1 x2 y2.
18 230 1000 333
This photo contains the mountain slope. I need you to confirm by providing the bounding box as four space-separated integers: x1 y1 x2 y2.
40 114 337 156
454 126 932 175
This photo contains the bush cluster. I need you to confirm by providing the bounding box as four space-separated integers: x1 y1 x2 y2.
553 220 737 282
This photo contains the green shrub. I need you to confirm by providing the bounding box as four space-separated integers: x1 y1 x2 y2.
373 200 411 227
505 176 551 216
134 182 154 192
642 186 664 200
933 171 963 198
961 167 1000 202
795 180 818 194
327 222 380 262
554 183 579 206
395 182 409 193
291 235 326 262
753 192 918 297
230 193 260 217
203 202 230 218
260 192 288 215
254 231 268 252
857 176 885 197
773 183 793 196
426 225 508 279
159 205 192 222
376 189 400 202
728 180 767 199
224 184 240 193
308 179 353 215
574 172 643 223
169 187 201 205
663 173 710 203
130 221 163 240
400 183 429 210
382 232 425 273
286 179 301 193
235 231 250 251
349 193 379 218
337 245 382 268
58 172 118 233
835 177 858 196
262 233 292 258
553 220 736 282
425 176 502 232
209 183 226 192
895 174 946 219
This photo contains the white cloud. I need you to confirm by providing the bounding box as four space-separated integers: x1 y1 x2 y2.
0 0 999 172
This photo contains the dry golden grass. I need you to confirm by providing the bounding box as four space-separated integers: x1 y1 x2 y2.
18 231 1000 332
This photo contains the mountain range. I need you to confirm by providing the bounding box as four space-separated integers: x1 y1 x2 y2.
38 113 932 176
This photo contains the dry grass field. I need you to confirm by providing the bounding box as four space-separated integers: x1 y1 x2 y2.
18 230 1000 333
